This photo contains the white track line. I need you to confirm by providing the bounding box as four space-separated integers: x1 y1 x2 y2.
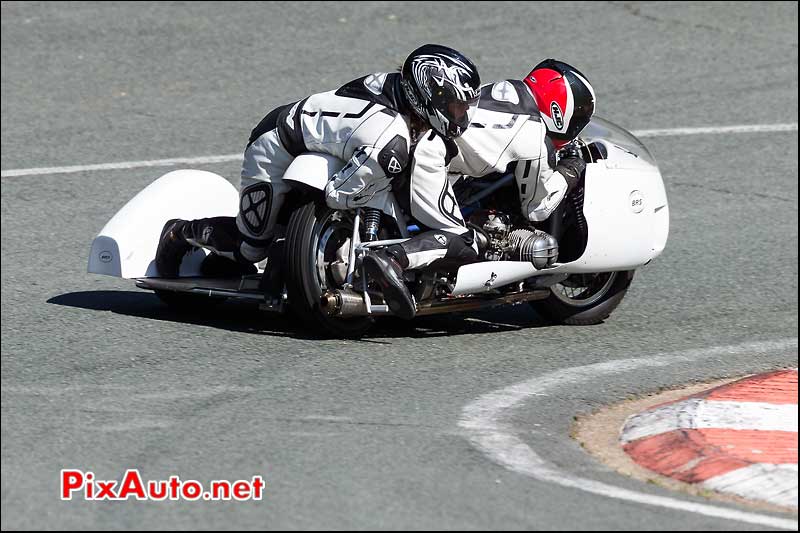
633 123 797 137
0 154 242 178
459 338 799 530
1 122 797 178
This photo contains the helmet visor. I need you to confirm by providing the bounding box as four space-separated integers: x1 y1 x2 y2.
447 98 478 127
439 95 479 138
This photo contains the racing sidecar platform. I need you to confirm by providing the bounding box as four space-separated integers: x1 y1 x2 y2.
135 275 285 311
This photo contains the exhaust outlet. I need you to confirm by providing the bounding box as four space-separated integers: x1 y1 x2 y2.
320 289 369 317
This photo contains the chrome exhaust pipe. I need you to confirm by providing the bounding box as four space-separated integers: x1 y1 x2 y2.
415 288 550 316
322 288 550 318
320 289 370 316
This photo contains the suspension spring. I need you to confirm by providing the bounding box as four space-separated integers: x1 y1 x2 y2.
363 208 382 241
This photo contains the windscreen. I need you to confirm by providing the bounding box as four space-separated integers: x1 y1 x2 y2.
579 116 657 165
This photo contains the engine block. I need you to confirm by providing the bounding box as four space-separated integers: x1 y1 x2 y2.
475 212 558 268
509 229 558 269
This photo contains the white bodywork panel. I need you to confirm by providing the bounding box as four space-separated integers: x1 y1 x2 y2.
282 152 406 225
282 152 343 191
88 169 239 279
452 137 669 296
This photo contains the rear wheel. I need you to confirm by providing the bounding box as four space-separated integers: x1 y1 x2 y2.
284 201 374 338
530 270 634 325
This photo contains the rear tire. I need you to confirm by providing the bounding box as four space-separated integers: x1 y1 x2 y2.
530 270 634 325
284 201 373 338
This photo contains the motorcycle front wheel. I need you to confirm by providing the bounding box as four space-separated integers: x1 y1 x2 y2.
284 200 374 338
530 270 635 325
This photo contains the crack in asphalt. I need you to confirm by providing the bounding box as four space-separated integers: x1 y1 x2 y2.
610 1 799 48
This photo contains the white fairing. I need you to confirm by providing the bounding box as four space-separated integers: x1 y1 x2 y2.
282 152 344 191
452 118 669 296
283 152 406 224
88 169 239 278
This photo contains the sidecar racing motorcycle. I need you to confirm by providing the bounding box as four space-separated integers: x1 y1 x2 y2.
88 117 669 338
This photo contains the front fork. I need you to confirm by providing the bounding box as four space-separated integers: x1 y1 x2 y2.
341 207 409 315
344 208 362 286
345 207 410 283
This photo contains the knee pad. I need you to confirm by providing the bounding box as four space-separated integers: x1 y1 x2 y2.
239 182 273 239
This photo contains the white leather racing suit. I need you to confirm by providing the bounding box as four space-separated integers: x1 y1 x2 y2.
392 79 575 272
386 129 480 271
238 72 420 262
450 79 571 222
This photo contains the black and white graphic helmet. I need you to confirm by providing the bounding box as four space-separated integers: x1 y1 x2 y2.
401 44 481 139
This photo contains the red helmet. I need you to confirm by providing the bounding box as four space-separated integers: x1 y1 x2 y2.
524 59 595 149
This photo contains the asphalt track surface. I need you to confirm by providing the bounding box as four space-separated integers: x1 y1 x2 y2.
2 2 798 530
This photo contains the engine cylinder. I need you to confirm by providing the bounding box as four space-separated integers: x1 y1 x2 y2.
510 229 559 269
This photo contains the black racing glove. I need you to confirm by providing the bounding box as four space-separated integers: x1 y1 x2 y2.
555 144 586 193
558 142 583 160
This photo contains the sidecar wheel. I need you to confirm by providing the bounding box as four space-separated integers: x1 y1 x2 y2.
284 200 374 339
530 270 634 325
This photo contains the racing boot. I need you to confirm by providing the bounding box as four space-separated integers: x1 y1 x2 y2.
361 249 416 320
155 219 194 278
158 217 258 278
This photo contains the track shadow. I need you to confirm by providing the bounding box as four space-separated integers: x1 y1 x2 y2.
47 290 551 341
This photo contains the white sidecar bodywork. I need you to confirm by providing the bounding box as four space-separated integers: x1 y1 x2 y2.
451 117 669 295
88 169 239 278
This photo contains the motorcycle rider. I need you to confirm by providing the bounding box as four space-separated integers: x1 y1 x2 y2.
367 59 595 319
459 58 595 221
156 44 482 317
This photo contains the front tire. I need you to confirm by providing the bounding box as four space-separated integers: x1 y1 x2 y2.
530 270 634 325
284 201 374 338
